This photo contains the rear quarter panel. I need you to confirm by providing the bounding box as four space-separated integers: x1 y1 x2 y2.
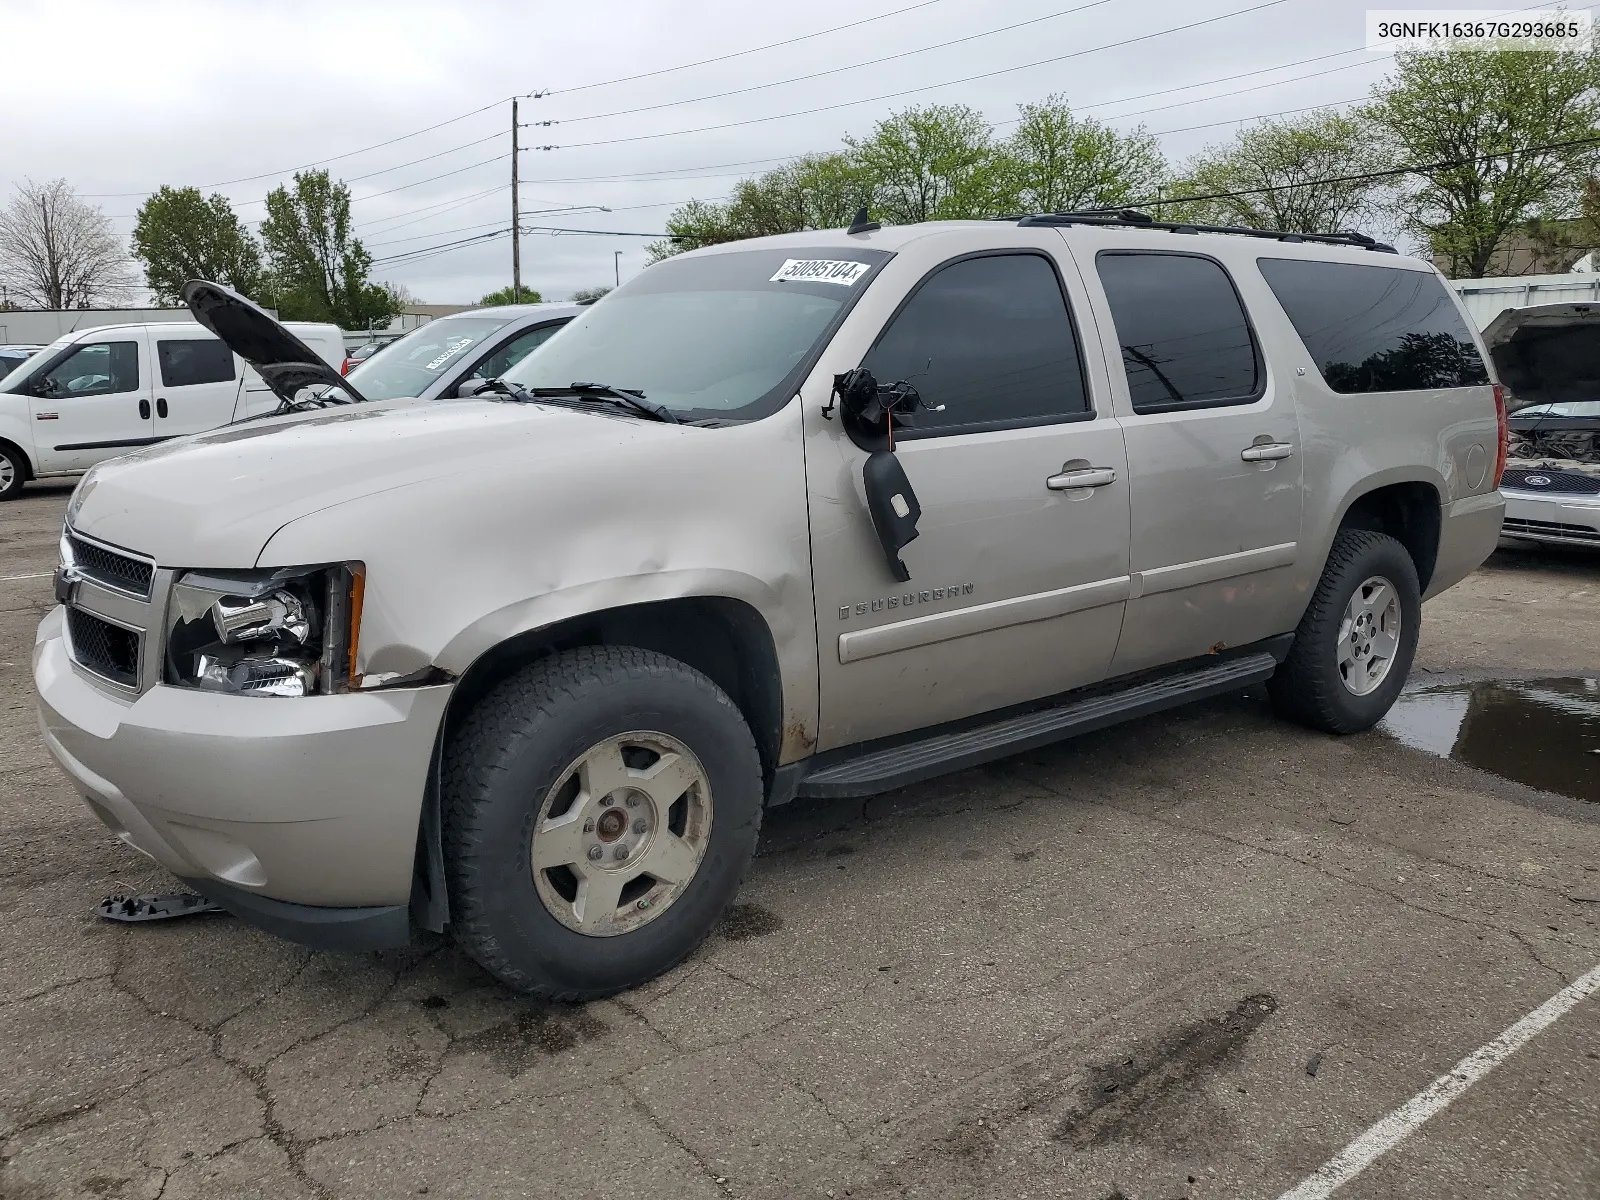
1244 249 1502 605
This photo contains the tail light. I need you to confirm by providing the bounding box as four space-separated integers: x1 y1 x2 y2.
1492 383 1508 488
340 358 355 376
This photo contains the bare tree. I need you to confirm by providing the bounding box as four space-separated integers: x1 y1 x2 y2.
0 179 136 309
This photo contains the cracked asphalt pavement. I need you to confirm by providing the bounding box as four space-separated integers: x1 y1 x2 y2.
2 479 1598 1199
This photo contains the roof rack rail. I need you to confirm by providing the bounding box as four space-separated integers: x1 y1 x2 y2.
1014 209 1398 253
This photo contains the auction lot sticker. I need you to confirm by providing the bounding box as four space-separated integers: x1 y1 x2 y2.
771 259 873 286
1366 9 1592 50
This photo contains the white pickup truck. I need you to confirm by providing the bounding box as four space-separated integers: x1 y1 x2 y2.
0 320 344 498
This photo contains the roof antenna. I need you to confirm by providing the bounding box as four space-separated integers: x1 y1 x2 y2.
847 206 881 236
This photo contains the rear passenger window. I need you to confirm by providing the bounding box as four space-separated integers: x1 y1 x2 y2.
157 339 235 388
1257 258 1489 393
1096 251 1262 413
860 253 1089 435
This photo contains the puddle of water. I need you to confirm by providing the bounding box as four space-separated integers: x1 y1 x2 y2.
1381 678 1600 802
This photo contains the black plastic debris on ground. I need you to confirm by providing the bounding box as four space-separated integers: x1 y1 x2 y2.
97 893 225 923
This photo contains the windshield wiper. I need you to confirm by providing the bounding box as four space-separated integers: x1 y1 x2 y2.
471 377 540 404
556 382 679 424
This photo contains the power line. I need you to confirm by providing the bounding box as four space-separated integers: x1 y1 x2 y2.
349 153 511 203
552 0 1123 126
1144 98 1365 138
534 0 1298 152
82 100 510 198
541 0 955 96
1134 132 1600 209
80 0 959 201
355 186 505 232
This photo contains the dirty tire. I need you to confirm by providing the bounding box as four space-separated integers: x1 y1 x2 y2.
1268 529 1421 734
0 443 25 501
443 646 763 1000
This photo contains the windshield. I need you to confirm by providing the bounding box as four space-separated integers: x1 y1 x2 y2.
503 247 890 419
344 316 513 400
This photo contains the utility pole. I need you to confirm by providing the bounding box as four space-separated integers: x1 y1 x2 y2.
614 250 622 289
511 98 522 303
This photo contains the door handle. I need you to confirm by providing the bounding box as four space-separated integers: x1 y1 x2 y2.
139 399 150 420
1241 442 1294 462
1046 466 1117 490
155 398 168 419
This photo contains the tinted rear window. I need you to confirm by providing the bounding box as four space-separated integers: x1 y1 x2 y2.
158 338 235 387
1096 252 1262 413
1257 258 1489 393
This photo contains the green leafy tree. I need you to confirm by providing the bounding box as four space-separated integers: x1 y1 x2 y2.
995 95 1166 215
648 153 874 260
258 170 402 327
570 286 611 302
1164 110 1391 234
1365 41 1600 276
478 284 543 305
846 105 1003 224
131 186 263 305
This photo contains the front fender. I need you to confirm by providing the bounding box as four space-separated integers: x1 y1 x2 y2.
0 403 37 473
257 403 820 755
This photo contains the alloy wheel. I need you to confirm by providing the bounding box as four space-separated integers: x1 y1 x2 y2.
530 730 713 936
1337 575 1402 696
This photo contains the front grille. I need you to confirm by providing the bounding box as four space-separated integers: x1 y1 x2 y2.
1503 517 1600 543
1502 467 1600 496
67 607 141 687
66 532 153 597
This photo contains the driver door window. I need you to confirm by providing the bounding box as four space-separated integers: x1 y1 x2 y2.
859 253 1091 436
35 341 140 398
468 323 564 382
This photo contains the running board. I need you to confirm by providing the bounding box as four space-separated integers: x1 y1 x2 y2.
796 651 1278 800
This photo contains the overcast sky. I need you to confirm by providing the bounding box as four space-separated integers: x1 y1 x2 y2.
0 0 1522 306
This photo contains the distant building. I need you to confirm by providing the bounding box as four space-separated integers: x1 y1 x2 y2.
1450 270 1600 330
1430 218 1592 278
0 307 267 346
340 303 483 349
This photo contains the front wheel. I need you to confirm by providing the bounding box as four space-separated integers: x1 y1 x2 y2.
0 444 25 500
1268 529 1421 734
442 646 763 999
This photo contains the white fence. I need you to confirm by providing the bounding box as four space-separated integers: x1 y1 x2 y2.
1451 272 1600 330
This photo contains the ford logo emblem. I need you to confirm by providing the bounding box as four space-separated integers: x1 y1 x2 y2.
1525 475 1552 486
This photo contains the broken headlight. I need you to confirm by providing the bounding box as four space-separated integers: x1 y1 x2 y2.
164 563 365 697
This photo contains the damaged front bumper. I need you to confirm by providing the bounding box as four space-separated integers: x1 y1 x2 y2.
33 606 451 949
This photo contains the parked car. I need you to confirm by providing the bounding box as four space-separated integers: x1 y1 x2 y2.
0 345 45 383
1483 303 1600 547
340 342 380 376
0 321 343 499
36 214 1504 999
340 303 583 400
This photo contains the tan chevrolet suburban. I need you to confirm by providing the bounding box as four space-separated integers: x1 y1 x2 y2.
34 211 1507 999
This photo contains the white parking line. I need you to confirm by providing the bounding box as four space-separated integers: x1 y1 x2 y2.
1279 962 1600 1199
0 572 51 582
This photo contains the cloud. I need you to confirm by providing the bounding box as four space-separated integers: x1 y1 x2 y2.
1 0 1402 305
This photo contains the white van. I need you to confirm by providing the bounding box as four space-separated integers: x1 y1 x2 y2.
0 320 344 499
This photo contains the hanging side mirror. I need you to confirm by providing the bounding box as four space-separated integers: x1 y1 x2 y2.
862 450 921 583
828 368 927 581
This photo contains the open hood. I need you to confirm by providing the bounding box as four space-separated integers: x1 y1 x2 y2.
182 280 365 408
1482 302 1600 410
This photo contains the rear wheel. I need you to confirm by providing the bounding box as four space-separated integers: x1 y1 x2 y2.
442 646 763 999
1268 529 1421 734
0 444 25 500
